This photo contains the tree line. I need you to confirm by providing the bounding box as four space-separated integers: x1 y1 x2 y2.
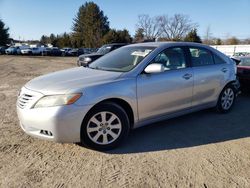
1 1 250 48
40 2 132 48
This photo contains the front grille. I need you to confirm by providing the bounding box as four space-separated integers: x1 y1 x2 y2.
17 87 43 109
17 93 34 109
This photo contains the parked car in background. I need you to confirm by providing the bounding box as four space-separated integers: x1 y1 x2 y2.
17 42 239 150
31 47 44 55
77 43 127 66
0 46 7 54
18 47 24 55
5 47 18 55
68 48 85 56
236 56 250 90
84 48 97 54
41 47 51 56
234 52 250 57
49 47 62 56
61 48 72 56
41 47 62 56
21 48 32 55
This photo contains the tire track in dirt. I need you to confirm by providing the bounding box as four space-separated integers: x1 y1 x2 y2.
100 156 138 188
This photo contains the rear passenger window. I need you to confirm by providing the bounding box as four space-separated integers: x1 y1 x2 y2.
189 47 214 66
152 47 187 70
213 54 226 64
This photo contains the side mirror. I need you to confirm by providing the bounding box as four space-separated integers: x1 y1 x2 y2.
144 63 165 74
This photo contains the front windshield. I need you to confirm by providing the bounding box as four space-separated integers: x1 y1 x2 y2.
89 46 155 72
239 57 250 66
97 45 112 54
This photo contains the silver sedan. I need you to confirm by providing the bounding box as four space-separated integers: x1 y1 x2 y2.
17 42 238 150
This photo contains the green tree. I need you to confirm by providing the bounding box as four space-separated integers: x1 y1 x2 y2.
0 19 10 46
102 29 132 44
40 35 50 45
102 29 119 44
56 33 72 48
134 28 144 42
116 29 132 43
49 33 57 46
184 29 202 43
72 2 110 48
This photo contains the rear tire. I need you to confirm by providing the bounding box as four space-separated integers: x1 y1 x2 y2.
81 102 130 150
216 84 236 113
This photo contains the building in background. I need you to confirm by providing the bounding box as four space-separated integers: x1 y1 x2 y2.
212 45 250 57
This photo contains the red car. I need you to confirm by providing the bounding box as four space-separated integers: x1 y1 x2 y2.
236 56 250 90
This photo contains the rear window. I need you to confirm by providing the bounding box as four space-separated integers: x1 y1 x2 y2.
213 54 226 64
189 47 214 66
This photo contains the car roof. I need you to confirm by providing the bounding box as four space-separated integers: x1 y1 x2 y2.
128 41 211 48
104 43 127 46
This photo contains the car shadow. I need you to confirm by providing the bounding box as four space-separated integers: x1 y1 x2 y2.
107 92 250 154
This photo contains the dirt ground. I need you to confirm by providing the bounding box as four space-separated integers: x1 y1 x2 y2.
0 55 250 188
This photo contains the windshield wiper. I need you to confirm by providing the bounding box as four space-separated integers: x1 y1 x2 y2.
88 66 101 70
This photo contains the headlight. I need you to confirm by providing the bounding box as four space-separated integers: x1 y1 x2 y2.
79 56 85 61
84 57 92 62
33 93 81 108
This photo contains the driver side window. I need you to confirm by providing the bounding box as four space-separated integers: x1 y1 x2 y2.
152 47 187 71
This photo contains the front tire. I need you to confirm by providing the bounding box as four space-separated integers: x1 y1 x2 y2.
216 84 236 113
81 102 130 150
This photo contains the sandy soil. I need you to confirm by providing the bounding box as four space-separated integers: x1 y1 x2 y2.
0 55 250 188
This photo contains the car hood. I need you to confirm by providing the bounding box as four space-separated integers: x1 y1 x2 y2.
25 67 123 95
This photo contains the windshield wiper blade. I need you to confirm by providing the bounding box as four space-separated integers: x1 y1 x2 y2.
88 66 100 70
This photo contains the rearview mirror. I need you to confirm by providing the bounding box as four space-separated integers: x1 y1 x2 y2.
144 63 164 74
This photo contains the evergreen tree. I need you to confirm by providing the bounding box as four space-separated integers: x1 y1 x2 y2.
0 19 10 46
134 28 144 42
72 2 110 48
40 35 50 45
49 34 56 46
61 32 71 47
184 29 202 43
117 29 132 43
102 29 132 44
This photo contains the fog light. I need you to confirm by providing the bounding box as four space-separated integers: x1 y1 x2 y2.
40 130 53 136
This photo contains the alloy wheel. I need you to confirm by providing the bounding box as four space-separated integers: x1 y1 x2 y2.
86 111 122 145
221 88 234 110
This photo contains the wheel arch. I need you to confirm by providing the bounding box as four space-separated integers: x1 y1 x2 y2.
223 80 238 92
217 80 237 103
81 98 135 130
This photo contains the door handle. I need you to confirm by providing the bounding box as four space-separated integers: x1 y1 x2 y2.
182 73 192 80
221 68 228 73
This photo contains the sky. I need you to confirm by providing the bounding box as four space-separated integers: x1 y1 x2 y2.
0 0 250 40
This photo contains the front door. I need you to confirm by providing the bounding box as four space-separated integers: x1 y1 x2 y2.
137 47 193 121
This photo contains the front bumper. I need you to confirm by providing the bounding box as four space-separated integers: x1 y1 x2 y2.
16 87 93 143
77 60 87 67
17 104 92 143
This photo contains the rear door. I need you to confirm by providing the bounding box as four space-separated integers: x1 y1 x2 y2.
188 46 228 106
137 46 194 121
